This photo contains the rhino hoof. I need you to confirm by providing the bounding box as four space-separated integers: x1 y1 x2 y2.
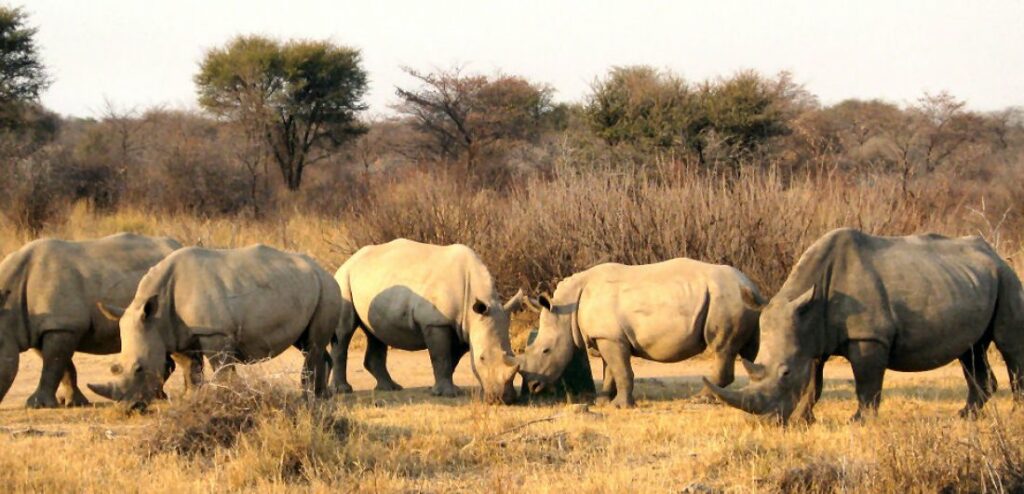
375 381 403 392
57 390 91 408
431 384 462 398
331 383 354 394
958 406 982 420
611 397 635 409
26 392 59 409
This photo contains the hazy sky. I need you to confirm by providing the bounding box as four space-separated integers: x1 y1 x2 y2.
20 0 1024 118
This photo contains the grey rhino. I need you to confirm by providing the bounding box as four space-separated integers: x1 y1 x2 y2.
0 233 182 408
331 239 524 404
518 258 763 408
706 228 1024 424
88 244 340 407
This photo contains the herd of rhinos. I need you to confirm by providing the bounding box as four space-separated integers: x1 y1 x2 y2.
0 227 1023 425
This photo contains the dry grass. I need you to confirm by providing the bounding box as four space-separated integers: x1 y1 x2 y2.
0 365 1022 493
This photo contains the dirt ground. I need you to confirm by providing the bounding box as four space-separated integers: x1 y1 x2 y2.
1 345 977 410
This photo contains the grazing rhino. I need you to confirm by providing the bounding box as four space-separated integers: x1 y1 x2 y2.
518 258 763 408
705 228 1024 424
88 244 340 407
331 239 524 404
0 233 183 408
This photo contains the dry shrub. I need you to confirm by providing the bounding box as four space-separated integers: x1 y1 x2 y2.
343 163 986 301
141 377 348 464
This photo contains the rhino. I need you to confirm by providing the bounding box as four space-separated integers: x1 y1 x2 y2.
518 258 763 408
0 233 184 408
331 239 524 404
88 244 341 407
705 228 1024 424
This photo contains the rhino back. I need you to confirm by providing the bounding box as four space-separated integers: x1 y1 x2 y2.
1 234 179 350
785 229 1003 368
339 239 494 349
153 245 324 359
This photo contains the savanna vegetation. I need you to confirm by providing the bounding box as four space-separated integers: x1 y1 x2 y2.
2 4 1024 493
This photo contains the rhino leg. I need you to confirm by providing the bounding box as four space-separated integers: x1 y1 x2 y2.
958 338 996 418
596 359 617 404
848 340 888 421
27 331 79 409
595 339 634 408
328 326 356 394
300 345 328 398
56 361 90 407
171 352 205 393
363 331 402 392
424 325 461 398
0 338 20 405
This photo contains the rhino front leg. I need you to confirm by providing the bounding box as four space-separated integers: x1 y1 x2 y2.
364 331 402 391
692 353 737 403
56 361 90 407
27 331 79 409
328 324 356 394
171 352 205 393
0 338 20 405
424 325 462 398
848 340 888 421
595 339 634 408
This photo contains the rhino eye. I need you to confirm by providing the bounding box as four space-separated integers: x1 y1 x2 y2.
542 348 550 354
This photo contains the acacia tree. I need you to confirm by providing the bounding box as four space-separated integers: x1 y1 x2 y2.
195 35 368 190
0 5 51 148
394 66 555 170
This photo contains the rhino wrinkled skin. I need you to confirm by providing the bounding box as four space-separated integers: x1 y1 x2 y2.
518 258 763 408
89 244 340 407
331 239 523 404
0 233 181 408
706 228 1024 424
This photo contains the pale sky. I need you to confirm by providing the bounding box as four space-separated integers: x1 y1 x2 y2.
19 0 1024 118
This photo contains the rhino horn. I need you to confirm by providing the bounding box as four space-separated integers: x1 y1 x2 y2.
702 377 773 415
503 289 526 313
87 382 123 401
741 358 767 382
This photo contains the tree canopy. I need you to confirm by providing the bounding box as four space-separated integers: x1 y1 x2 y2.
195 35 368 190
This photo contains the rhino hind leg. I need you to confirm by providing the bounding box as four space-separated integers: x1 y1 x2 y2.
364 331 403 392
27 331 79 409
0 338 20 405
958 338 997 418
329 327 356 394
595 359 617 404
424 325 461 398
594 339 634 408
56 361 90 407
848 340 888 421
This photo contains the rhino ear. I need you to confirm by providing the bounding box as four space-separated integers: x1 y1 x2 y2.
537 293 552 311
792 286 816 314
472 300 488 315
97 302 126 322
740 285 764 311
143 295 159 319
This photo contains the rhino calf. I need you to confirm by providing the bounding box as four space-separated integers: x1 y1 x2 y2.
0 233 182 408
89 245 340 407
331 239 524 404
518 258 763 408
706 228 1024 424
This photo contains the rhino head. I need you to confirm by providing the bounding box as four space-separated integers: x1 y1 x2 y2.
88 296 168 409
466 289 525 405
517 293 576 395
704 286 823 425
